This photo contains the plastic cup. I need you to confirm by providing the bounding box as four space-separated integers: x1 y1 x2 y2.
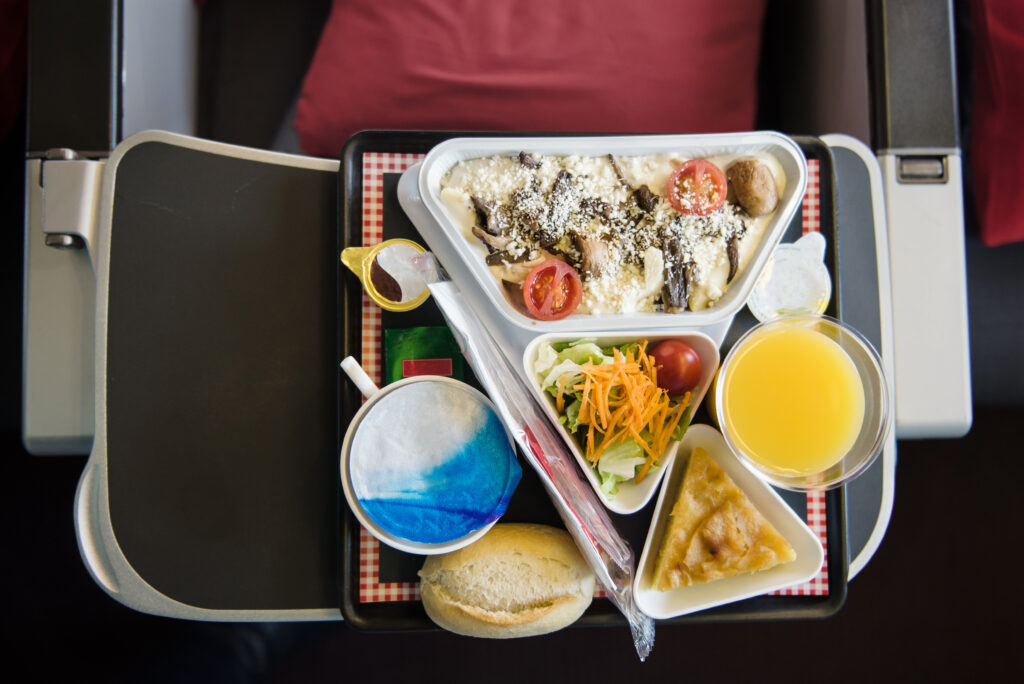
714 315 891 491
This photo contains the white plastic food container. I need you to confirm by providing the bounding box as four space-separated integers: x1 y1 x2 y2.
523 330 719 515
418 133 808 334
633 425 824 619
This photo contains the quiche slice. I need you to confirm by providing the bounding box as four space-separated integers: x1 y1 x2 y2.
653 447 796 591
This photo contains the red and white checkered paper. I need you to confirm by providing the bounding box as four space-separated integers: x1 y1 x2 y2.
356 153 828 603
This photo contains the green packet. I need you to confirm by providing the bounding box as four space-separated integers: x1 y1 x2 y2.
384 326 464 385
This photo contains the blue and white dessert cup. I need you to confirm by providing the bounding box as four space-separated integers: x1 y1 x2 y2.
340 359 521 555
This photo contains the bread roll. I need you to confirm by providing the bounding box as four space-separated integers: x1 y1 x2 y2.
418 523 595 638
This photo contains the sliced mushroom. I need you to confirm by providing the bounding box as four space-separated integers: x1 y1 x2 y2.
511 187 541 219
572 231 611 279
486 248 533 266
661 237 691 312
551 169 575 197
633 185 659 213
496 253 561 282
533 227 559 249
470 195 501 235
518 151 540 169
472 226 511 253
726 237 740 283
607 154 631 189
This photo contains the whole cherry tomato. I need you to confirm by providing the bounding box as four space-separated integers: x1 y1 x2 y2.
649 339 703 395
666 159 728 216
522 260 583 321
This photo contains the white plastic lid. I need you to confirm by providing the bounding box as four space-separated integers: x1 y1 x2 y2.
747 232 831 322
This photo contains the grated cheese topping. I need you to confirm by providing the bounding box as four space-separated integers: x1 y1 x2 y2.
439 152 783 314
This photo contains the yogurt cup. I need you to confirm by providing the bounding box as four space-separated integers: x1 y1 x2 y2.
747 232 832 322
340 358 521 554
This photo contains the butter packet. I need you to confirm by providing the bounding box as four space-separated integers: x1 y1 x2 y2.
384 326 464 385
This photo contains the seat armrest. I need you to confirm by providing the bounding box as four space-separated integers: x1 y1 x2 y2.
867 0 972 438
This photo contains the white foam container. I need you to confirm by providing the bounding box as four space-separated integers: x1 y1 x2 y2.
523 330 719 515
633 425 824 619
418 133 807 334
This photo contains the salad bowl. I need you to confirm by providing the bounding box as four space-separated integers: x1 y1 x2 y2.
523 330 719 514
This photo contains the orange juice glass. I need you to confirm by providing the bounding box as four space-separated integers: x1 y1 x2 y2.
715 315 891 491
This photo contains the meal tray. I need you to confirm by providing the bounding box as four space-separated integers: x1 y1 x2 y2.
338 131 847 631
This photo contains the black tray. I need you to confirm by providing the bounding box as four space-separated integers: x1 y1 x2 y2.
338 130 848 631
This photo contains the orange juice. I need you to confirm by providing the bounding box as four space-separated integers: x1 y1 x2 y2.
720 325 865 476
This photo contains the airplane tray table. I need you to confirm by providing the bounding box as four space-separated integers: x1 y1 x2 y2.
73 129 893 623
74 132 343 619
338 130 893 630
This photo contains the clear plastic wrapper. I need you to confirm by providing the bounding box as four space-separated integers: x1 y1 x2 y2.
416 254 655 660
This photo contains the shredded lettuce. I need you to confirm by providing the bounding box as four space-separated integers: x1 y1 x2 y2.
538 359 585 393
596 438 648 495
534 342 611 381
534 340 690 497
532 343 559 377
672 404 694 442
534 342 614 393
563 397 582 433
602 341 641 359
555 342 609 366
565 338 597 348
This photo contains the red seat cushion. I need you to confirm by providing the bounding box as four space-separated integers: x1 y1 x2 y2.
295 0 767 158
970 0 1024 246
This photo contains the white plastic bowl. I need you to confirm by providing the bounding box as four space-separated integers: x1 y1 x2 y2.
418 133 808 334
633 424 824 619
523 330 719 514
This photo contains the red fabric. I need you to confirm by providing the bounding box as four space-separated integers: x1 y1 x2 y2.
295 0 766 158
970 0 1024 246
401 358 453 377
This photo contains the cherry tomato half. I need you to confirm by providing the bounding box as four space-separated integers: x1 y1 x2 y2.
522 260 583 321
666 159 728 216
649 339 703 395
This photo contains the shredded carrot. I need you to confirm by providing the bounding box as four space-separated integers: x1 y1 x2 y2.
556 374 567 413
571 342 690 482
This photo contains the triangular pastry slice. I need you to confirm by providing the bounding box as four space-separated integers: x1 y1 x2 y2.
653 447 796 591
